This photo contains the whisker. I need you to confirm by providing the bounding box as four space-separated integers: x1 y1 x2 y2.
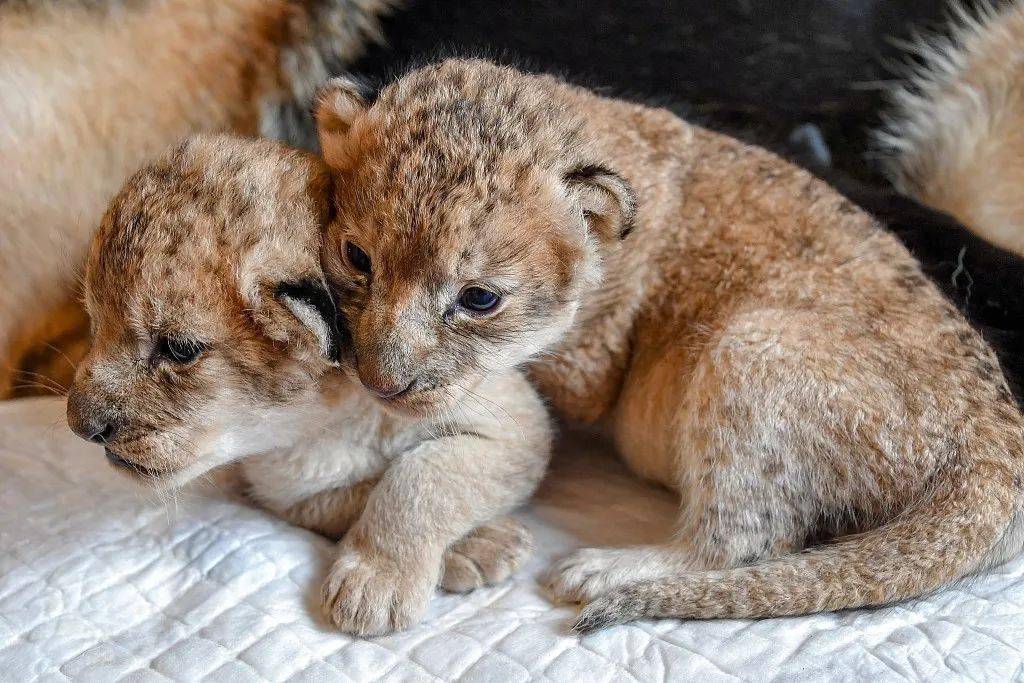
455 381 526 441
41 341 80 372
11 382 66 397
12 369 69 393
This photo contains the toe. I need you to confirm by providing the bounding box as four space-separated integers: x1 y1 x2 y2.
442 520 532 592
543 547 639 603
542 559 589 604
389 594 426 632
440 549 486 593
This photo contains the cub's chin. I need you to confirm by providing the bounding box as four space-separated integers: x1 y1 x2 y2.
371 388 448 419
381 380 501 423
104 448 177 481
102 440 230 491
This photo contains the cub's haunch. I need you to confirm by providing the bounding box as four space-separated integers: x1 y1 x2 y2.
314 59 1024 631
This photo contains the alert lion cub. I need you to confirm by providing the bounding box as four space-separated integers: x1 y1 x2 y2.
315 59 1024 631
65 135 552 635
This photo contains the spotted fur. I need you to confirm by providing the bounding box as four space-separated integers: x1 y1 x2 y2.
0 0 396 398
316 59 1024 631
66 135 552 635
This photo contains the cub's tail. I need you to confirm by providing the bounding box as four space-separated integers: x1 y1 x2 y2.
877 0 1024 256
575 458 1020 632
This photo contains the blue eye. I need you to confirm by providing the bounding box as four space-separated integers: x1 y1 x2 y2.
459 286 500 313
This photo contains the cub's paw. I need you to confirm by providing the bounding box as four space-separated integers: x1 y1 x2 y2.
321 541 439 636
441 517 533 593
543 546 664 604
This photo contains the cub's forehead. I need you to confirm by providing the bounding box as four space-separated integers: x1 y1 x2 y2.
89 136 326 295
89 168 231 298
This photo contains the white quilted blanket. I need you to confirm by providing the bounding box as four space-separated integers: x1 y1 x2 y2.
2 397 1024 682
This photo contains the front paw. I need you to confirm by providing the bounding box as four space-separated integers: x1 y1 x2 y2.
321 541 439 636
441 517 533 593
543 547 655 604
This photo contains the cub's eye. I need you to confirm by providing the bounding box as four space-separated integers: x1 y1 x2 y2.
458 286 501 313
156 336 205 365
345 242 371 274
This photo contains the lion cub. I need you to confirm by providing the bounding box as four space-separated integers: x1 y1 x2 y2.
64 135 552 636
314 59 1024 631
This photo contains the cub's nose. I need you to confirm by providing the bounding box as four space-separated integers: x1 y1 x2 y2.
69 413 119 444
66 390 120 444
87 422 119 444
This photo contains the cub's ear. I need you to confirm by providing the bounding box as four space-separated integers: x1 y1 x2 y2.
275 279 342 364
563 164 637 242
314 76 372 169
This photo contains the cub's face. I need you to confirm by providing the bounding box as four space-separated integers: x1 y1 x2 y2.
316 61 635 417
66 136 342 487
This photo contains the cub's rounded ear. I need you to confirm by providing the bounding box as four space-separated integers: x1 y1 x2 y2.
275 279 343 364
563 164 637 243
314 76 372 169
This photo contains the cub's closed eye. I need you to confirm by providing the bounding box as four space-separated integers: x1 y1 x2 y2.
345 241 371 274
156 336 205 365
459 286 501 313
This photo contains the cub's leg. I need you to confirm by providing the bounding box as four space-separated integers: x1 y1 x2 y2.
547 308 906 604
278 480 535 593
320 374 551 635
280 479 378 540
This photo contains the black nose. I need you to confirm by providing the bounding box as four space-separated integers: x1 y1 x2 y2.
361 378 415 399
69 412 118 444
88 422 118 444
67 385 121 445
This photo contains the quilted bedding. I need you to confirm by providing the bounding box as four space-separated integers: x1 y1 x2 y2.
2 397 1024 682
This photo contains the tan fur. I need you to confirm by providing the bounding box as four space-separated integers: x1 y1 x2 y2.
878 0 1024 256
0 0 393 398
315 59 1024 631
278 481 533 593
65 135 552 635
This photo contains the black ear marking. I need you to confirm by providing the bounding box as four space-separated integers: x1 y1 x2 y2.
275 279 343 363
564 164 612 183
564 164 637 241
310 74 380 119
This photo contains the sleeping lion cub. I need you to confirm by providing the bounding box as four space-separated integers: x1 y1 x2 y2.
314 59 1024 631
64 135 552 636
